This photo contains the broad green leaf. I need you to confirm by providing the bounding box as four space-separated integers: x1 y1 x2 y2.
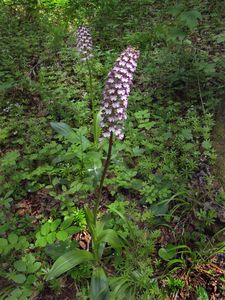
98 229 123 249
56 230 68 241
65 226 80 235
151 201 169 216
0 238 8 253
50 219 61 232
47 249 94 280
25 253 35 264
8 233 18 245
7 288 23 300
45 240 79 260
110 277 135 300
17 236 29 249
196 286 209 300
14 260 26 272
158 245 176 261
41 222 50 236
11 274 26 284
60 217 74 230
90 267 109 300
36 236 47 247
50 122 74 138
20 287 33 299
26 262 41 273
26 275 36 285
46 232 56 244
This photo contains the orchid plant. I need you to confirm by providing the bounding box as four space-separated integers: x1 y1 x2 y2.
47 27 139 299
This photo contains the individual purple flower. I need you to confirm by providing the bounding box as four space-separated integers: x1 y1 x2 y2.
76 26 93 60
101 46 139 140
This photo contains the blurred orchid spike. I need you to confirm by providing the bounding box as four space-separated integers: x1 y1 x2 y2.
100 46 139 140
76 26 93 60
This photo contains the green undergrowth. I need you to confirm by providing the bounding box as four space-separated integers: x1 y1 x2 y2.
0 0 225 299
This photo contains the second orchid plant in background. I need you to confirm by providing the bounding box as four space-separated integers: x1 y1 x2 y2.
76 26 93 61
76 26 100 144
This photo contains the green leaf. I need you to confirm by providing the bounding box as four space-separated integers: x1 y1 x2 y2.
0 238 8 248
46 232 56 244
47 249 94 280
65 226 80 235
84 207 95 233
50 219 61 232
11 274 26 284
196 286 209 300
98 229 123 249
168 4 184 16
36 236 47 247
0 151 20 167
167 258 184 268
17 236 29 249
158 244 176 261
180 10 202 30
90 267 109 300
8 233 19 245
110 277 135 299
26 275 36 285
151 201 169 216
26 262 41 273
7 288 23 300
183 143 194 151
60 217 74 230
50 122 74 138
14 260 26 272
56 230 68 241
41 223 50 236
45 241 79 260
20 287 33 298
138 121 156 130
181 128 192 140
202 140 211 150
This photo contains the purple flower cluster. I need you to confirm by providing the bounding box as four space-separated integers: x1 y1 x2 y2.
101 46 139 140
76 26 93 60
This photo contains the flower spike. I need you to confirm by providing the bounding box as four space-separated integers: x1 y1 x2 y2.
76 26 93 60
101 46 139 140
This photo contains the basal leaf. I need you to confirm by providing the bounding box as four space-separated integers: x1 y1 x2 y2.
50 122 74 138
98 229 123 249
47 249 94 280
90 267 109 300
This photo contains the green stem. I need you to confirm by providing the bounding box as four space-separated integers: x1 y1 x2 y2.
86 58 95 116
197 75 205 115
94 132 113 224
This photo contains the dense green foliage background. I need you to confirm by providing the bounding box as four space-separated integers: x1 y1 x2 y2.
0 0 224 299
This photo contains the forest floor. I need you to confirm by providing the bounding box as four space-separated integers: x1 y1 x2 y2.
0 1 225 299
